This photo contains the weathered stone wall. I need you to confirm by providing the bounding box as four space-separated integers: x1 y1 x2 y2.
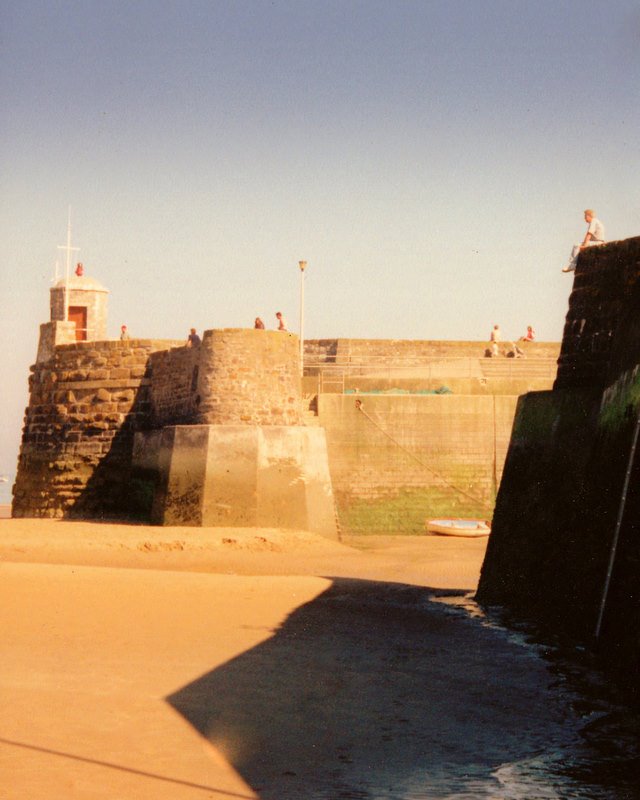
133 425 338 538
304 338 560 398
303 361 558 398
476 389 604 622
36 321 77 364
13 325 556 529
195 329 302 426
13 328 303 519
304 338 339 364
555 237 640 390
305 338 559 366
319 394 517 533
50 276 109 340
148 344 200 426
13 338 182 518
477 235 640 702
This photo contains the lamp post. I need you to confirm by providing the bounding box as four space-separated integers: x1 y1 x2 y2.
298 260 307 376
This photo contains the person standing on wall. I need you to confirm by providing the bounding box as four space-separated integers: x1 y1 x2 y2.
187 328 201 346
275 312 288 331
562 209 605 272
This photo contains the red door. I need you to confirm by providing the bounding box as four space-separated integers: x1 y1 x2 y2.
68 306 87 341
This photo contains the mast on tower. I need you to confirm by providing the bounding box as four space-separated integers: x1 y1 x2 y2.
57 207 80 322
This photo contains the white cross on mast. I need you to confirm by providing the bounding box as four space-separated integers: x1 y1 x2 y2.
57 207 80 323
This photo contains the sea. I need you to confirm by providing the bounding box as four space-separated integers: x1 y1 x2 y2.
0 473 13 514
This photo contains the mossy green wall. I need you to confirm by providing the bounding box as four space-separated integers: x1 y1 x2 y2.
477 236 640 702
319 394 517 533
477 389 604 626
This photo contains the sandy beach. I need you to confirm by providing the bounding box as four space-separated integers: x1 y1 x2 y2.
1 518 626 799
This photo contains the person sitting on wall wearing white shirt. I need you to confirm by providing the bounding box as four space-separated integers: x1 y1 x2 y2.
562 209 605 273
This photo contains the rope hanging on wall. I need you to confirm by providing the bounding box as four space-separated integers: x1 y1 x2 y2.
354 400 491 510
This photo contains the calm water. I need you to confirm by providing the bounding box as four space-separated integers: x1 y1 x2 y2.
0 476 12 508
419 594 640 800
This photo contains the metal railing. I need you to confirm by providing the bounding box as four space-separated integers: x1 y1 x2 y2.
304 354 558 393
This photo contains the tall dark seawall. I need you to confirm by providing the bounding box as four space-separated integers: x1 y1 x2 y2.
477 236 640 701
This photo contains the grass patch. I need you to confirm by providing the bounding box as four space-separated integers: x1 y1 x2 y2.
337 488 492 535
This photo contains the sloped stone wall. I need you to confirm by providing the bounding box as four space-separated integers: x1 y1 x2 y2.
555 236 640 390
477 235 640 702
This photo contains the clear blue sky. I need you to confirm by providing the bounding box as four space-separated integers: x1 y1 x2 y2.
1 0 639 480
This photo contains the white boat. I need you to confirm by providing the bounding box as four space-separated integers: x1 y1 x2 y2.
0 475 8 483
426 518 491 537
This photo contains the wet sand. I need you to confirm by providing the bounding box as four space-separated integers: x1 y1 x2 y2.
0 519 635 799
0 518 487 587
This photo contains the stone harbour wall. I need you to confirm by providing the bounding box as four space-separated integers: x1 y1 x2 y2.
195 329 302 426
305 338 559 366
148 344 200 426
319 394 517 533
555 237 640 390
13 324 559 528
477 235 640 703
13 328 303 519
13 338 181 519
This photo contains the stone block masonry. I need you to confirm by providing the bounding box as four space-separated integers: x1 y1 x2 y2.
148 344 200 426
13 328 309 522
319 394 517 532
477 236 640 703
305 338 559 364
13 339 182 519
303 338 560 399
555 237 640 390
147 329 302 428
15 258 337 534
14 318 557 536
195 329 302 426
36 321 76 363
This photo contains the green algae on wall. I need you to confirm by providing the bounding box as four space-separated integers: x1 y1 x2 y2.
320 393 513 534
337 484 490 535
478 235 640 704
599 366 640 431
476 387 605 634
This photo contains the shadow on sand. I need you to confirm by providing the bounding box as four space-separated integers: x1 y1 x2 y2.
167 577 569 800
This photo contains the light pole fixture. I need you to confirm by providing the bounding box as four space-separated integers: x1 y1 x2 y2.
298 260 307 376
